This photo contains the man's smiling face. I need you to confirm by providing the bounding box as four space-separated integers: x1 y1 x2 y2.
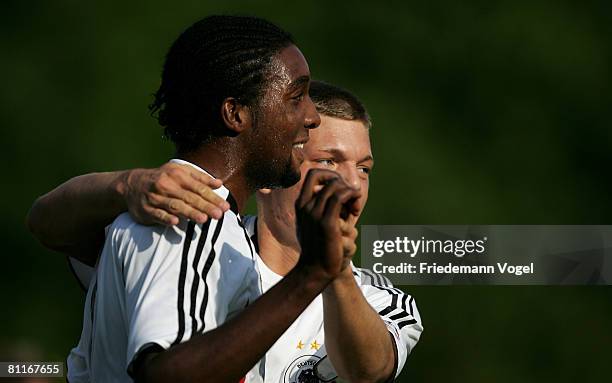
259 114 373 233
246 44 321 189
300 115 373 222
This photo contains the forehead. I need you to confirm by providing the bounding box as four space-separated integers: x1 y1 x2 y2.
306 115 372 157
269 44 311 87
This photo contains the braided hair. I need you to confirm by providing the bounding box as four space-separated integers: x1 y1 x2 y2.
150 15 294 153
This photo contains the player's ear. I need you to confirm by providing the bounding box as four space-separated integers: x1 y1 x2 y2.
221 97 252 134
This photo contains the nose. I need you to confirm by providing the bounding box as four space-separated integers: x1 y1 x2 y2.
304 97 321 130
342 164 362 191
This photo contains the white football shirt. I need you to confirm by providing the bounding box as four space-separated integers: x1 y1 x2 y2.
66 174 423 382
66 159 262 383
242 216 423 383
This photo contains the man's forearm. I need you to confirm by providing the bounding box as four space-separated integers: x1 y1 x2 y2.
137 266 332 383
27 171 130 265
322 268 396 382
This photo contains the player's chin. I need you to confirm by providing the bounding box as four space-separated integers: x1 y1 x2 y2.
278 161 301 188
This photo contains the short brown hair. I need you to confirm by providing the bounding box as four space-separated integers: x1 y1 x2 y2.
309 80 372 129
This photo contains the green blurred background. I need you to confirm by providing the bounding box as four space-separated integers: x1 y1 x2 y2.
1 0 611 381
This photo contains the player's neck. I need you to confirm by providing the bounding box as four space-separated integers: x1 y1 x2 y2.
256 211 300 276
179 145 253 212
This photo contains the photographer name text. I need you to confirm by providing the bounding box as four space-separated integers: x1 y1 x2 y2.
373 262 534 276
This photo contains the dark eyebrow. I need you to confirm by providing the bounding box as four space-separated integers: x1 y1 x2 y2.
360 154 375 164
288 75 310 91
319 148 374 164
358 154 374 165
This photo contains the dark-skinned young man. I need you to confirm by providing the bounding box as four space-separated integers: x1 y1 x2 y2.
28 15 362 383
28 17 424 383
30 80 424 382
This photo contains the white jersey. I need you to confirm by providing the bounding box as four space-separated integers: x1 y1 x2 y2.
66 189 423 382
66 160 262 383
243 216 423 383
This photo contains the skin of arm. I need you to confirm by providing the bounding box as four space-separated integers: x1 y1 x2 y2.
27 163 228 266
134 169 362 383
27 171 130 266
322 267 397 383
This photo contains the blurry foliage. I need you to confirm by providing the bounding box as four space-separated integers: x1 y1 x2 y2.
1 1 610 381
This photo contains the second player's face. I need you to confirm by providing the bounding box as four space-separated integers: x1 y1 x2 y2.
264 115 373 225
300 115 373 222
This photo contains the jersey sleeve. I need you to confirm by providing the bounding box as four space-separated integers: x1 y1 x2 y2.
68 257 95 290
67 224 111 291
353 266 424 379
105 213 240 375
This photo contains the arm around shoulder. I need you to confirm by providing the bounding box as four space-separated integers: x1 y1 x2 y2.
27 171 130 266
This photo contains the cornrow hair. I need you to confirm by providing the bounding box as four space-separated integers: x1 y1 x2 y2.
309 80 372 129
150 15 294 153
